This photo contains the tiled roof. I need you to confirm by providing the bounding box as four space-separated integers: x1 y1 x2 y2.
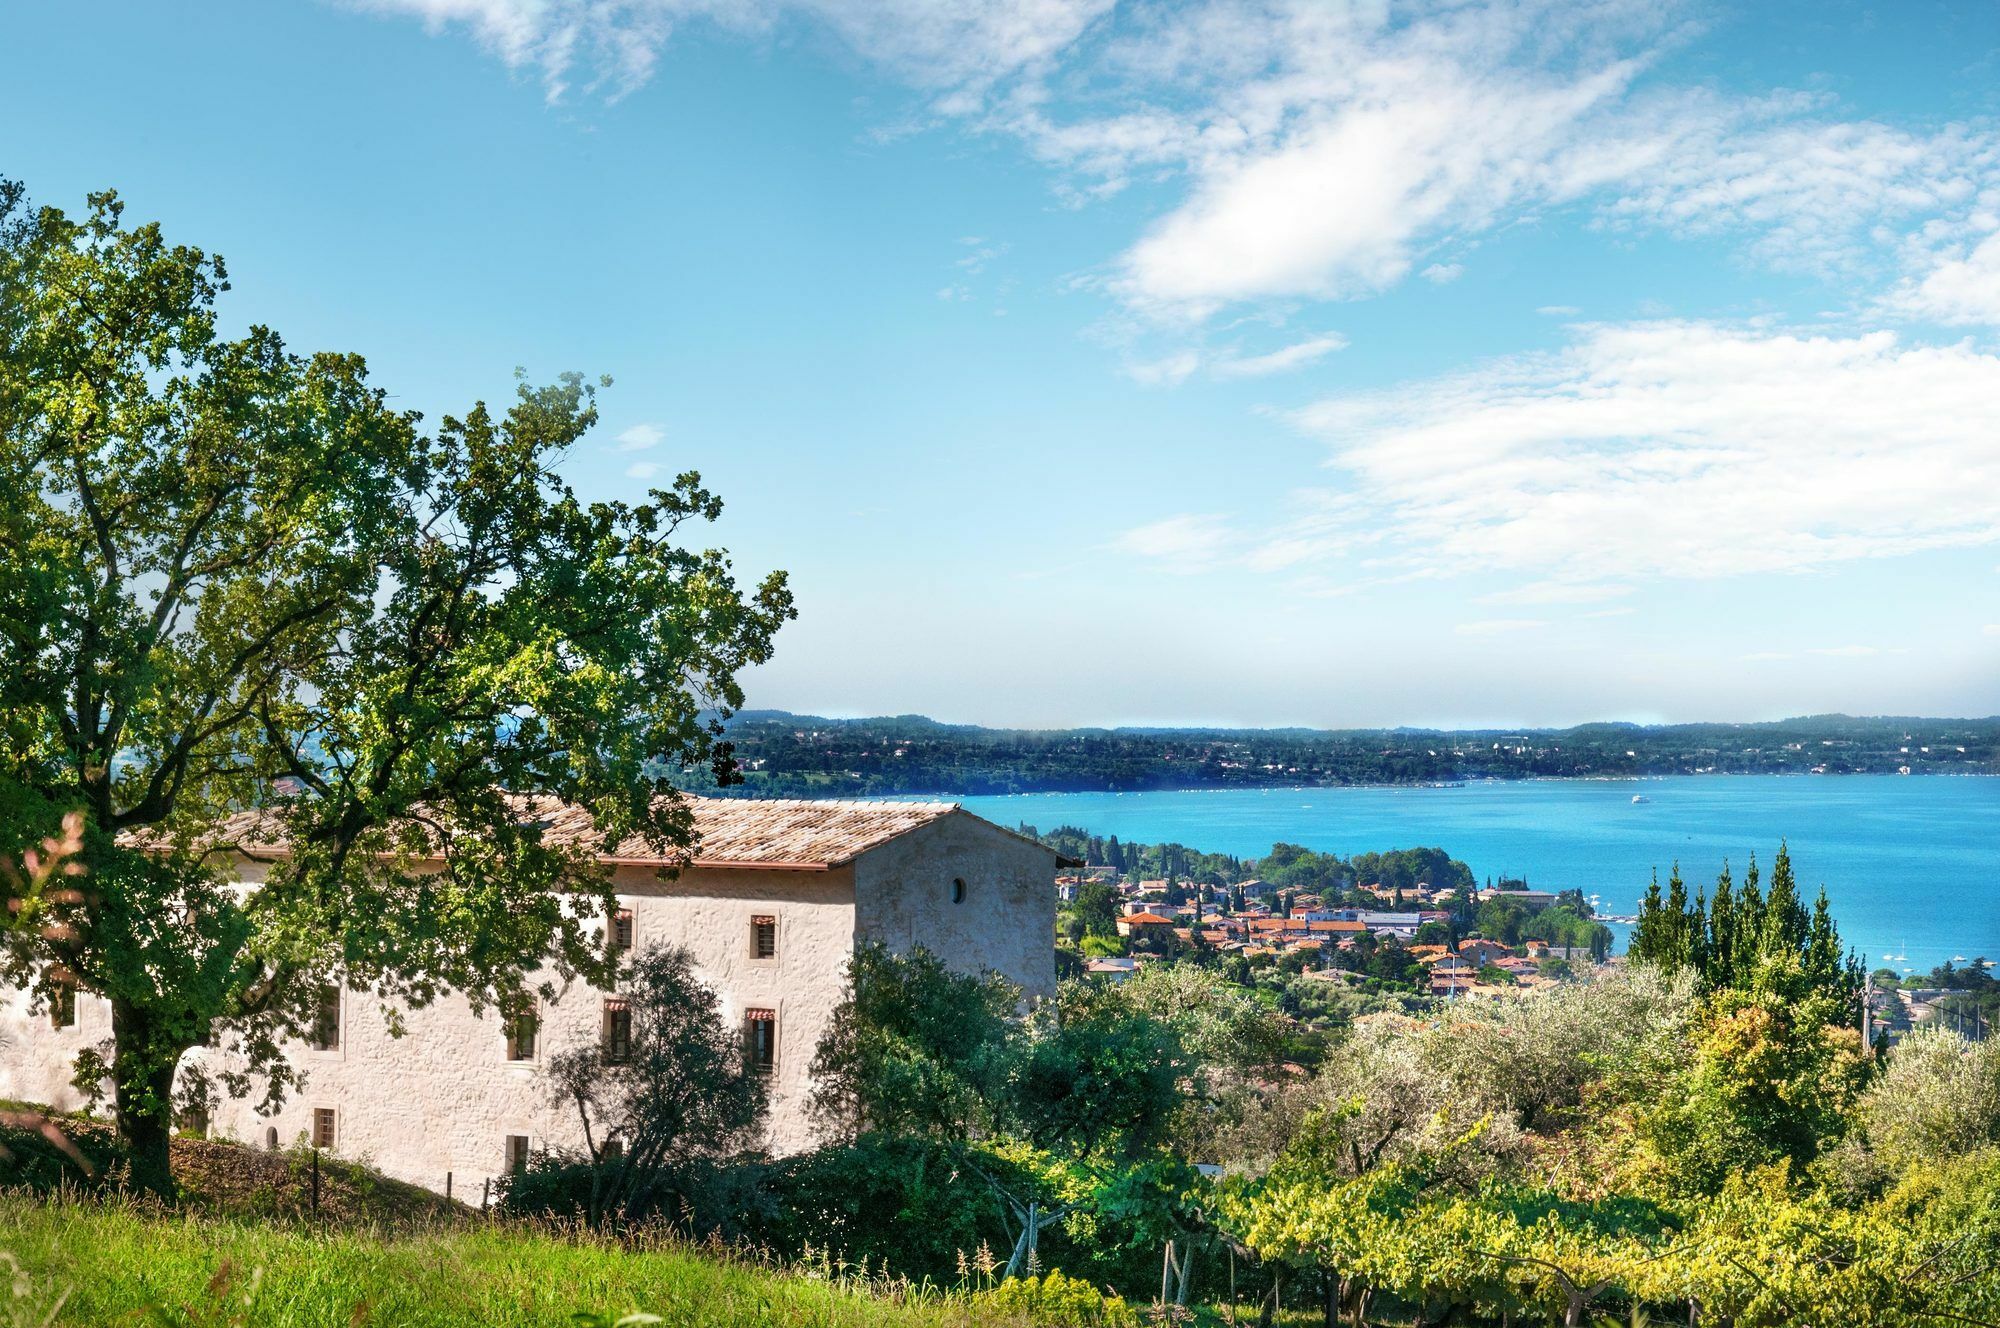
1121 911 1175 925
142 795 971 871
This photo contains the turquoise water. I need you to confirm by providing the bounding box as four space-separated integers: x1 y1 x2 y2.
957 777 2000 972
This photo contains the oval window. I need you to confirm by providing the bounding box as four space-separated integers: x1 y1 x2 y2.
951 878 967 904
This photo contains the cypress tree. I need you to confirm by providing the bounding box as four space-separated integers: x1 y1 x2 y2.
1664 864 1692 971
1632 870 1666 967
1708 863 1737 989
1735 854 1766 979
1763 840 1807 959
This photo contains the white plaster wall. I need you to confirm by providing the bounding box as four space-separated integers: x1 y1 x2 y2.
2 863 857 1193
0 984 107 1113
852 812 1057 999
0 811 1056 1195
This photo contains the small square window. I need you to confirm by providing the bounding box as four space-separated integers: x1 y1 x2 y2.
602 999 633 1064
610 907 635 954
312 1107 336 1150
506 1134 531 1175
309 986 341 1051
751 915 777 960
505 1004 538 1062
745 1007 777 1075
49 984 77 1031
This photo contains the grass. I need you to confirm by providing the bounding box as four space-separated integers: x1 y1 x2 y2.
0 1108 460 1228
0 1194 1034 1328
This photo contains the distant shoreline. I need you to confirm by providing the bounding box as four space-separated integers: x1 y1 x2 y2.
705 769 2000 801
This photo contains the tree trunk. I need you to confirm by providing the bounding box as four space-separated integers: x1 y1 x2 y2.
110 999 181 1201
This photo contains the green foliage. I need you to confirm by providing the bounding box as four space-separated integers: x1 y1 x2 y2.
974 1271 1133 1328
523 944 768 1227
706 712 2000 797
1641 958 1870 1194
1630 844 1860 1017
809 945 1019 1140
0 182 793 1195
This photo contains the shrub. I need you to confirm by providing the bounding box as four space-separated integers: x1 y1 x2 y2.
976 1271 1135 1328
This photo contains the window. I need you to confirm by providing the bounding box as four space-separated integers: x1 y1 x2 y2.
180 1103 210 1138
602 1137 624 1161
505 1134 531 1175
602 998 633 1064
265 1126 279 1151
745 1007 777 1075
309 985 341 1051
312 1107 336 1150
49 983 76 1031
751 915 777 960
505 1003 538 1062
609 906 635 954
951 877 967 905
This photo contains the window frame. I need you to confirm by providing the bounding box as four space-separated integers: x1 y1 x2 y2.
750 914 778 962
601 997 634 1065
308 985 342 1053
744 1006 778 1075
503 1001 539 1063
311 1107 337 1151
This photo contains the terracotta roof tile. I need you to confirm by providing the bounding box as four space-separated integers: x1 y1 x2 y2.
144 795 970 871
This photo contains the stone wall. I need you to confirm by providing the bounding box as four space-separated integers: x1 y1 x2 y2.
853 811 1056 998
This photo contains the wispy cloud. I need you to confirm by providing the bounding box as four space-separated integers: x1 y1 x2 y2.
351 0 2000 327
1128 333 1347 386
1804 644 1908 657
1109 513 1233 571
615 423 665 451
1537 305 1582 316
625 460 663 479
1116 320 2000 592
1420 263 1464 285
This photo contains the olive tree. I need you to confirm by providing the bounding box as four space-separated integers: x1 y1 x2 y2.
0 181 793 1196
540 944 768 1227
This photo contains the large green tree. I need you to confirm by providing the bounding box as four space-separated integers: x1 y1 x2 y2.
0 182 793 1196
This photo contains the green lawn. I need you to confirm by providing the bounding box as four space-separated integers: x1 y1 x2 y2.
0 1195 1026 1328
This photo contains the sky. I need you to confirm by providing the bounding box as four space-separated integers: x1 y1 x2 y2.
6 0 2000 729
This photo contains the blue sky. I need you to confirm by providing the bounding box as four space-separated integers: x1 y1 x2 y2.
6 0 2000 728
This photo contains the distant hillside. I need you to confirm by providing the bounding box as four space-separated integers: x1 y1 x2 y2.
693 711 2000 798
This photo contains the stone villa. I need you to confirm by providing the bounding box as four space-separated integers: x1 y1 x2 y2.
0 797 1058 1194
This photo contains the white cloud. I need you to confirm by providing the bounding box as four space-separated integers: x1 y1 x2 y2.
1888 227 2000 326
625 460 663 479
1126 333 1347 385
1537 305 1582 317
352 0 2000 324
615 423 665 450
1984 623 2000 636
1119 320 2000 590
1125 349 1204 387
344 0 1110 103
1110 513 1233 571
1420 263 1464 285
1210 333 1348 379
1741 651 1792 661
1804 645 1908 657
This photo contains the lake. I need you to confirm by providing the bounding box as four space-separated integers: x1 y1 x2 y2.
955 776 2000 973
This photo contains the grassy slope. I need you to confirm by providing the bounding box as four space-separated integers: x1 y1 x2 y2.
1 1196 1021 1328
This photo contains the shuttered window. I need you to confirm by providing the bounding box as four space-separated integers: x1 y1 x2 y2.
745 1007 777 1074
602 999 633 1064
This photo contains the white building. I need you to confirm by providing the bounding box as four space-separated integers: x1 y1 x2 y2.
0 797 1057 1195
